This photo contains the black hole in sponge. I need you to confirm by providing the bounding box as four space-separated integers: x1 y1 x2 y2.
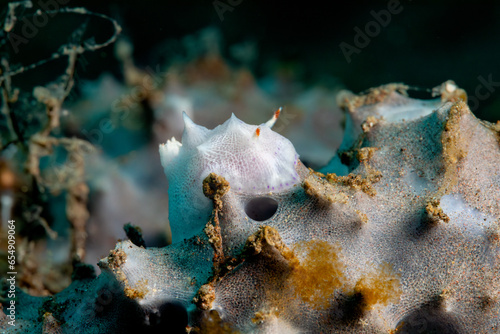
148 301 188 333
394 303 462 334
245 197 279 221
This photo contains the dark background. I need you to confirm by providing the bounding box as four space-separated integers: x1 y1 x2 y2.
3 0 500 121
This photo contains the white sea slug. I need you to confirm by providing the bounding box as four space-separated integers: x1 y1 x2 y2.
159 109 300 243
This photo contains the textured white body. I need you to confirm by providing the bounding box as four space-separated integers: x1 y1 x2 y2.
159 113 300 242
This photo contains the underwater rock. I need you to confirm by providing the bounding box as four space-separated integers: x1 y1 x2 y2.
2 82 499 333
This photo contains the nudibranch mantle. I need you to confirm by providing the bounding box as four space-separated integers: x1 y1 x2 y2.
159 111 300 242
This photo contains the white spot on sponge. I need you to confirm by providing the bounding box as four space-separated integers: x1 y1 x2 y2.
440 193 495 235
375 98 442 122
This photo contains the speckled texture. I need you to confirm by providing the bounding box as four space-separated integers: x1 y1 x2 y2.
2 82 499 333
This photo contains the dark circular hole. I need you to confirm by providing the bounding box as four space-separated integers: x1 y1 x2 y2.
394 304 462 334
244 197 279 221
148 301 188 333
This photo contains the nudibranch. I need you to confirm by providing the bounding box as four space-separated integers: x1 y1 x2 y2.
159 108 300 242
